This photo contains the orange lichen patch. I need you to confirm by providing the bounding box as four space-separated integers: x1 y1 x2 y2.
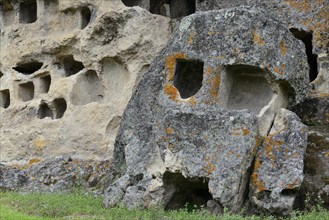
187 96 197 106
187 32 195 45
34 139 47 149
207 31 219 36
253 31 265 46
209 73 221 98
204 162 216 174
287 179 300 189
28 158 41 165
319 93 329 97
164 84 179 100
166 127 174 135
13 158 42 170
264 144 276 160
251 172 267 192
285 0 311 12
165 53 186 81
255 135 263 148
241 128 250 136
273 65 285 75
280 41 287 56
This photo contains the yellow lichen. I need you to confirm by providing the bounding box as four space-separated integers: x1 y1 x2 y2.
164 84 179 100
280 41 287 56
165 53 186 81
253 31 265 46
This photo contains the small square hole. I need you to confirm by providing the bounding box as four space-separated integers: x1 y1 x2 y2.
0 89 10 109
18 82 34 102
19 0 38 24
173 59 203 99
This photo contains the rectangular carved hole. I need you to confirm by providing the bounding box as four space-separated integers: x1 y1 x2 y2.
150 0 196 18
0 89 10 109
39 75 51 94
19 0 37 24
173 59 203 99
18 82 34 102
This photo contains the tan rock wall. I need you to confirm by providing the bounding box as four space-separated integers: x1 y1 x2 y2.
0 0 171 163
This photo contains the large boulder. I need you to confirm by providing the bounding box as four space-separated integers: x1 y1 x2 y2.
103 7 309 213
249 109 308 215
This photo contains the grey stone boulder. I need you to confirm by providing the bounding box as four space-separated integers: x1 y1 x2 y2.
104 7 309 213
249 108 308 215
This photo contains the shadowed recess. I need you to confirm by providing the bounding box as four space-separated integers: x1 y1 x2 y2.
0 89 10 109
63 55 84 76
13 61 43 75
290 28 318 82
173 59 203 99
163 172 212 211
19 0 37 24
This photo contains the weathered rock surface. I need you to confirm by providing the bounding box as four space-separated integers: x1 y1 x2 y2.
0 0 171 162
0 157 111 194
196 0 329 94
293 95 329 209
249 108 308 215
103 7 309 213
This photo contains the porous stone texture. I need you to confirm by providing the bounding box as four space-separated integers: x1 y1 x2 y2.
196 0 329 94
0 157 111 195
0 0 171 162
103 7 309 213
249 108 308 215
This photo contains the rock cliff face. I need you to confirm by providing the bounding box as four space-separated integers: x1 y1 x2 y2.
0 0 171 162
1 0 328 216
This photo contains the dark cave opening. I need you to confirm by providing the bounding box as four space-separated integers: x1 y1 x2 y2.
163 172 212 211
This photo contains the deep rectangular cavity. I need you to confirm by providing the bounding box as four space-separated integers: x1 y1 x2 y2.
0 89 10 109
19 0 37 24
173 59 204 99
18 82 34 102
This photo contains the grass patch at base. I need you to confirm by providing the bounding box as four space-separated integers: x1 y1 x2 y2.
0 191 328 220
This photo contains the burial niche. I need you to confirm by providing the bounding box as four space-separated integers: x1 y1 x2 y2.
38 102 53 119
150 0 196 18
173 59 203 99
53 98 67 119
13 61 43 75
18 82 34 102
163 172 212 211
0 89 10 109
289 28 318 82
19 0 37 24
63 55 84 76
70 70 104 106
39 75 51 94
80 6 91 29
224 65 274 114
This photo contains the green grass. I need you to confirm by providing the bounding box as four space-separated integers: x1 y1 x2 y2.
0 191 328 220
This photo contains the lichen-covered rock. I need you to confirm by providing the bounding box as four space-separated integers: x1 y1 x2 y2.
293 95 329 208
103 7 309 212
0 0 171 162
0 157 111 195
196 0 329 94
249 109 308 215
